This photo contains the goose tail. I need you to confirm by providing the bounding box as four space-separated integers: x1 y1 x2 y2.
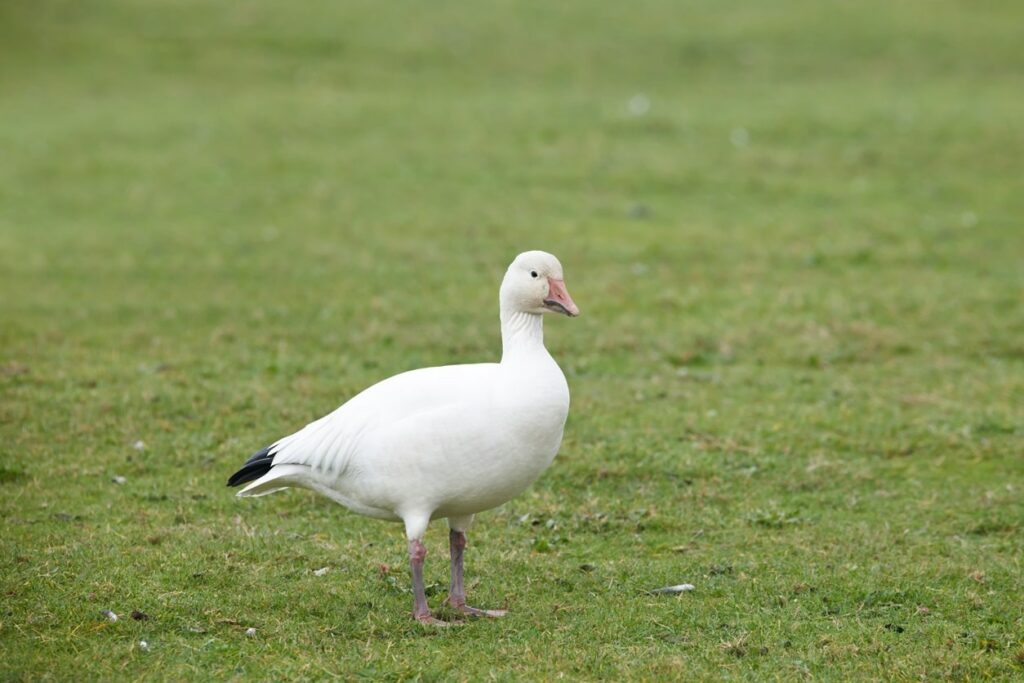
235 464 310 497
227 445 275 487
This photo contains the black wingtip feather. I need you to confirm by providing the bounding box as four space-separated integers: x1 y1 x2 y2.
227 446 275 487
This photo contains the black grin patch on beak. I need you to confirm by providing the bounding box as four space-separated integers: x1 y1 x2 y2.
544 299 577 316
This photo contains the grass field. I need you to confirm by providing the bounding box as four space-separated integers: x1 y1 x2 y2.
2 0 1023 679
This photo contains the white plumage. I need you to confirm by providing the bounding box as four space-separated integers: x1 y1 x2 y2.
227 250 580 624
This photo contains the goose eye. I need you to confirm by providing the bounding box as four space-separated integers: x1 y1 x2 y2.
530 270 538 278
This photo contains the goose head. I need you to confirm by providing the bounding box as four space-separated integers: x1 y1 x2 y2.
500 251 580 317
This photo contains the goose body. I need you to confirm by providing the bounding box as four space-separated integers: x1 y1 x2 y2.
227 251 580 624
236 341 568 524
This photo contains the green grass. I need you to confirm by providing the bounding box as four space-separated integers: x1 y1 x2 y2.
2 0 1023 679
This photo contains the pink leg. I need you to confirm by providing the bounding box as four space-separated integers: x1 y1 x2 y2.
408 539 451 626
444 530 507 618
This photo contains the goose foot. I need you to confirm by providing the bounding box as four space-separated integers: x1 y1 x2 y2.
447 600 507 618
414 612 460 627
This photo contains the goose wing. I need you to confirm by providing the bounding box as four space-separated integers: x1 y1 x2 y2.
228 363 498 486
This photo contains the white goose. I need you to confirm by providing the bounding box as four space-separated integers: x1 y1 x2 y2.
227 251 579 625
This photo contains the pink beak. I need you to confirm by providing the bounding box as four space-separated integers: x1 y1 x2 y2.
544 278 580 317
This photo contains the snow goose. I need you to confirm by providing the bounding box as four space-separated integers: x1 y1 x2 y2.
227 251 579 625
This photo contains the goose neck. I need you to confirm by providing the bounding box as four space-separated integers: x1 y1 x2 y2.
500 310 546 362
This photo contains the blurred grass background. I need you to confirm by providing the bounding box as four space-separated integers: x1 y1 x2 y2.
1 0 1022 679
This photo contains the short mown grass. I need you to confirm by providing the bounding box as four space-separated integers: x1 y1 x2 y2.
2 0 1023 679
